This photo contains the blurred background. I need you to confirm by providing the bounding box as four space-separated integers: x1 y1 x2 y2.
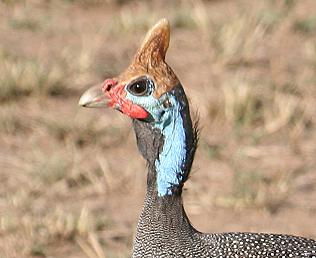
0 0 316 257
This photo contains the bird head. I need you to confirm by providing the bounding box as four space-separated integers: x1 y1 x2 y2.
79 18 198 196
79 18 180 124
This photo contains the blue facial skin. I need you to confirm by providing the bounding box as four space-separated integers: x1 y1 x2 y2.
125 79 187 196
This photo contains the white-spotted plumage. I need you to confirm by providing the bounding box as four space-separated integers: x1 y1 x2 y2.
132 185 316 258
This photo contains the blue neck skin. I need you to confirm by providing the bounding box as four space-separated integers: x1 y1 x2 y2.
153 96 187 196
126 87 188 197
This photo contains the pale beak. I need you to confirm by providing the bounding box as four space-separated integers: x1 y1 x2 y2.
78 84 109 108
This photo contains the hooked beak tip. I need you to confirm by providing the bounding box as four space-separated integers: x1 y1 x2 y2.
78 95 89 107
78 84 109 108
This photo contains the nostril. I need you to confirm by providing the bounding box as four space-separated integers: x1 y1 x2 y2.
102 78 118 92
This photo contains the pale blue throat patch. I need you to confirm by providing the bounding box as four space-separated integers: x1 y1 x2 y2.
125 85 187 196
154 97 186 196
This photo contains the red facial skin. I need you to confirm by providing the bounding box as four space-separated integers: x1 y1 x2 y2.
102 79 149 119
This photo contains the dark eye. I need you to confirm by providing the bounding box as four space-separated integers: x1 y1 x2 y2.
127 79 149 96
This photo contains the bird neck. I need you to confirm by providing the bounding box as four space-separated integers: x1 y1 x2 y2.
131 85 199 256
141 181 189 220
132 84 197 197
133 180 196 256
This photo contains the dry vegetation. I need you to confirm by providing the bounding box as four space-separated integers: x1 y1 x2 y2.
0 0 316 257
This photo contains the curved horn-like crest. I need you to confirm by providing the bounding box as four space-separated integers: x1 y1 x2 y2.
134 18 170 66
118 18 179 98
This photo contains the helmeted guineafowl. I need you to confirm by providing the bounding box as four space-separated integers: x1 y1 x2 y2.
79 18 316 258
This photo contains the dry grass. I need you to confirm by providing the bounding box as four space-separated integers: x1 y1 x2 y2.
0 0 316 257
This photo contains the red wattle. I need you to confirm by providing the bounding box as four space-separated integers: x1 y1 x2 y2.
121 102 148 119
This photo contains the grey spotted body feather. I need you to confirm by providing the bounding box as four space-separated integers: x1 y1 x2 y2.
132 185 316 258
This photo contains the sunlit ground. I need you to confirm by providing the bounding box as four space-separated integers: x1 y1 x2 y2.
0 0 316 257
